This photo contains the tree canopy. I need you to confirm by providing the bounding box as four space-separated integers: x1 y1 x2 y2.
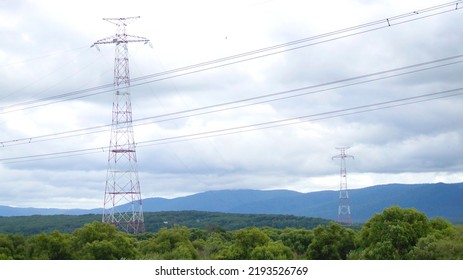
0 207 461 260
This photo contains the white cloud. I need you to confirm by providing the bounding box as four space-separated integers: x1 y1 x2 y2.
0 0 462 208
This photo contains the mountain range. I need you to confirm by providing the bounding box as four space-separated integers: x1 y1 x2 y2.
1 182 462 223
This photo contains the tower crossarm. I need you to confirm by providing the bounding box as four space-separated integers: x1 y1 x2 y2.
92 34 150 46
332 147 354 160
103 16 141 26
91 16 150 47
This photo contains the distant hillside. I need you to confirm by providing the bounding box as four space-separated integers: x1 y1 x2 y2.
0 182 462 223
0 211 330 235
349 183 463 222
140 182 463 223
0 205 100 216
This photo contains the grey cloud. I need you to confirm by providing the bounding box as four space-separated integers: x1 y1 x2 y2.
1 0 462 208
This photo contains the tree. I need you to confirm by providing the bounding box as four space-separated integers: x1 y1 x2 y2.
250 241 294 260
0 234 26 260
190 228 208 242
25 231 74 260
280 228 314 256
195 232 230 260
356 206 430 259
260 227 282 241
305 222 356 260
72 222 137 260
407 220 462 260
0 234 15 260
428 217 456 238
139 226 199 260
221 227 271 259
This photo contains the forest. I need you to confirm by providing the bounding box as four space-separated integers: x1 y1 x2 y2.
0 211 332 235
0 206 462 260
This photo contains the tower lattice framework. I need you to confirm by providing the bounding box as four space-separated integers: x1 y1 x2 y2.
92 17 149 234
332 147 354 225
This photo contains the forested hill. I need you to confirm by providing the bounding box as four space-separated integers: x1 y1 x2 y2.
140 182 463 223
0 211 331 235
0 182 462 223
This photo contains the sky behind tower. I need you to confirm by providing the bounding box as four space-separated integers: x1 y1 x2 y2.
1 0 463 208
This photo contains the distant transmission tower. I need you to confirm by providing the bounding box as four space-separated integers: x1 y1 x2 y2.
92 17 150 234
332 147 354 225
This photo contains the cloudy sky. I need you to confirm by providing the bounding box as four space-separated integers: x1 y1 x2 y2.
1 0 462 209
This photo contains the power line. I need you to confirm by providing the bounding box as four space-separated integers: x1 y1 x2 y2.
135 88 463 146
0 47 97 104
2 86 462 163
0 46 90 69
1 1 461 113
1 53 462 147
128 1 463 85
128 1 463 84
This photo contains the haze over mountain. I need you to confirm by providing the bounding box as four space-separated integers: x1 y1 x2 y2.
0 182 461 223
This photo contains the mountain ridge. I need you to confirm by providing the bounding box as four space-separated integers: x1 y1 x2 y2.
1 182 462 223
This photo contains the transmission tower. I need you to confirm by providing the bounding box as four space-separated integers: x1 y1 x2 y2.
92 17 149 234
332 147 354 225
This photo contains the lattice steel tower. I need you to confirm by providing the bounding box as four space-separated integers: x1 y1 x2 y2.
92 17 149 234
332 147 354 225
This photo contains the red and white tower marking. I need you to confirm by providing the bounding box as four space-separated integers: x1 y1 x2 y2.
92 17 149 234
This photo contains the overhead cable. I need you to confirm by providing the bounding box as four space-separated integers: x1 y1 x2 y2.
1 1 462 113
1 86 462 163
1 54 462 147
